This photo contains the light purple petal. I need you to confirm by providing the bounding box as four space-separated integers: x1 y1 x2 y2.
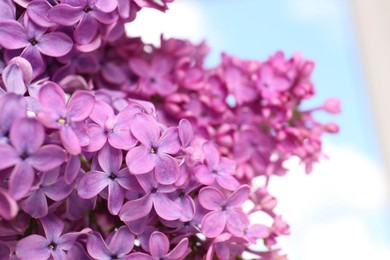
226 185 250 208
201 211 226 238
194 165 214 186
108 128 137 150
10 118 44 155
15 235 50 260
9 161 35 200
67 90 95 121
65 155 81 184
96 0 118 12
198 186 225 211
108 226 134 256
59 126 81 155
157 127 180 154
178 119 193 147
43 178 73 201
37 32 73 57
152 194 181 221
78 171 109 199
202 142 220 168
115 168 138 190
154 154 179 185
0 20 28 49
107 181 124 215
0 0 15 19
129 58 149 78
126 146 155 175
85 123 107 152
74 14 99 45
27 0 55 27
86 232 111 260
38 82 66 115
216 175 240 191
149 231 169 257
28 145 66 171
119 195 153 222
130 113 160 146
48 4 83 26
21 46 45 78
20 190 48 218
98 144 122 174
125 253 153 260
164 238 189 260
0 93 26 134
154 78 176 96
40 214 64 241
0 144 19 169
2 63 27 94
0 188 18 220
57 228 91 250
178 196 195 222
89 100 114 127
225 210 250 237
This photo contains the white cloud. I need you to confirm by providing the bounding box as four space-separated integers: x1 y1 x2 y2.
287 0 341 22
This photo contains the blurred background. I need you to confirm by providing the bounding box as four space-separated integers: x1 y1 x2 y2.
126 0 390 258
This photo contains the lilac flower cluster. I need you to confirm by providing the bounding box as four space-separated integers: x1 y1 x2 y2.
0 1 340 259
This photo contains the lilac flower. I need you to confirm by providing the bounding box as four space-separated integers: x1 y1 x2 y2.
0 117 66 199
1 57 33 95
0 188 18 220
86 101 140 151
256 64 290 103
20 168 73 218
48 0 118 45
36 82 95 154
78 144 134 215
126 113 180 185
129 56 177 96
119 172 181 221
0 93 26 143
0 19 73 77
86 226 134 260
126 231 189 260
15 214 91 260
194 142 239 191
133 0 174 12
198 185 250 238
224 66 257 104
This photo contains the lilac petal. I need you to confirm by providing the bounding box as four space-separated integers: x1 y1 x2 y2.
65 155 81 184
109 129 137 150
0 242 10 260
115 168 138 190
15 235 50 260
202 142 220 168
154 78 176 96
2 63 27 94
28 145 66 171
58 228 91 250
198 187 225 211
9 161 34 200
149 231 169 257
66 191 95 220
66 242 90 260
40 214 64 241
78 172 109 199
0 20 28 49
226 185 250 207
101 62 126 85
72 121 90 147
194 165 214 186
38 82 66 115
0 93 26 134
130 113 160 146
67 90 95 121
20 190 47 218
86 232 111 260
126 146 155 175
10 118 44 155
154 154 179 185
201 211 226 238
108 226 134 256
59 126 81 155
74 14 99 45
226 210 250 237
0 144 19 169
48 4 83 26
43 178 73 201
216 175 240 191
21 46 45 78
96 0 118 12
89 100 114 127
0 0 15 19
178 196 195 222
164 238 189 260
27 0 55 27
119 195 153 221
0 188 18 220
153 194 181 221
178 119 193 147
125 253 153 260
129 58 149 78
91 9 117 24
85 123 107 152
8 56 33 85
98 144 122 174
157 127 180 154
37 32 73 57
108 181 124 215
51 249 67 260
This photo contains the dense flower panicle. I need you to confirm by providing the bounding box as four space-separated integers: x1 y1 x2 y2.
0 1 339 259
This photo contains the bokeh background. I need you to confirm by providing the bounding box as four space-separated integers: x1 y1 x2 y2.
126 0 390 258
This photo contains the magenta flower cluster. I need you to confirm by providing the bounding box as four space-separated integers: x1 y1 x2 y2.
0 1 340 259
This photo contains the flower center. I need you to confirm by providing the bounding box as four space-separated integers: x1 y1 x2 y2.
150 147 157 154
20 153 28 160
83 5 91 12
109 173 116 180
48 242 57 250
29 38 38 45
57 118 66 125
